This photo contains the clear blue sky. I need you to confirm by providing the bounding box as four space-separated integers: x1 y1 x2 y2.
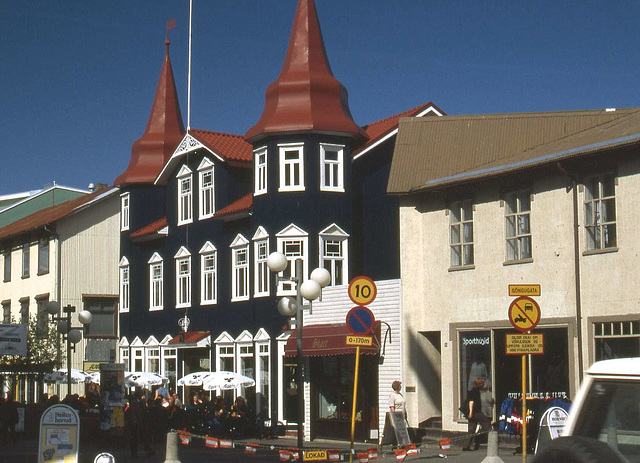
1 0 639 195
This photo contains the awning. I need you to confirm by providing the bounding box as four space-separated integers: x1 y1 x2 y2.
284 323 380 357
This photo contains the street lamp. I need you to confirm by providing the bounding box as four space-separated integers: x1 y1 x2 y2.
45 301 93 396
267 252 330 449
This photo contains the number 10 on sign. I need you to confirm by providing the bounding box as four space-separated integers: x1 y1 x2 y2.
348 276 377 306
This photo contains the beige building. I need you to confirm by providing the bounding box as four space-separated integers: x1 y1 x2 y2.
0 187 120 402
388 108 640 432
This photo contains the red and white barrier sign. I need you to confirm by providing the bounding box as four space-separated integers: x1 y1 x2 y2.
357 451 369 462
279 449 292 461
395 449 407 461
205 436 219 448
368 447 379 460
439 438 452 451
327 449 341 461
219 438 233 449
245 443 259 455
178 431 191 445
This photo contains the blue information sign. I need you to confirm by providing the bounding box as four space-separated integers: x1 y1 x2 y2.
346 306 375 335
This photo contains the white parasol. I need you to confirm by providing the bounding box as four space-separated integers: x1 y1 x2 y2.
124 371 167 388
177 371 216 387
87 371 101 384
202 371 256 391
44 368 91 384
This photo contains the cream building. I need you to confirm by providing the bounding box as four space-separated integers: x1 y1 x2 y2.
0 187 120 402
388 108 640 432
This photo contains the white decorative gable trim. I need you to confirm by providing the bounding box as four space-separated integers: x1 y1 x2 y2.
144 336 159 346
119 256 129 266
174 246 191 259
253 226 269 240
319 223 350 237
230 234 249 248
276 223 308 237
199 241 217 254
177 164 192 178
131 336 144 346
214 331 234 344
197 157 214 171
119 337 130 347
160 335 173 345
235 330 254 343
254 328 270 341
148 252 163 264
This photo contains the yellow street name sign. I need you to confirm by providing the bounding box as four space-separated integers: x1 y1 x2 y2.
509 284 541 297
303 450 328 461
346 335 373 346
506 333 544 355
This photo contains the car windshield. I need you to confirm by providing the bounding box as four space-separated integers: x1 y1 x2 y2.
573 379 640 461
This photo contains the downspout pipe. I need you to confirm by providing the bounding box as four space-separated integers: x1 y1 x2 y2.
556 163 584 379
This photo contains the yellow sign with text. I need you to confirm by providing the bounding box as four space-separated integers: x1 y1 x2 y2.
303 450 328 460
346 336 373 346
509 284 541 297
506 333 544 355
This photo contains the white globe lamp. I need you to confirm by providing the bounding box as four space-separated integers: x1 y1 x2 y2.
78 310 93 325
310 268 331 288
68 329 83 344
277 297 298 317
267 252 288 272
300 280 321 301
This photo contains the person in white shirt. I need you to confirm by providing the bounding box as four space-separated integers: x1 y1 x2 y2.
388 380 405 414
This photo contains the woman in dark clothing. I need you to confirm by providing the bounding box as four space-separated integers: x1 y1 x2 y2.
463 377 492 451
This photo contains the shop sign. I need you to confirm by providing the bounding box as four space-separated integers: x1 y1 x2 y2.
303 449 328 460
508 284 541 297
506 333 544 355
346 335 373 346
38 404 80 463
0 324 27 356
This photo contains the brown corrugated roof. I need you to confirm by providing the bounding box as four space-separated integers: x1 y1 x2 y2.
0 188 118 241
388 108 640 194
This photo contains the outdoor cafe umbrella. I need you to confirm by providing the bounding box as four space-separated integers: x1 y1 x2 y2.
202 371 256 391
87 371 101 384
177 371 216 387
124 372 167 388
44 368 91 384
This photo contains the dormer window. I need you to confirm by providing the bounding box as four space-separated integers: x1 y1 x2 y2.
254 147 268 196
320 144 345 192
177 166 193 226
198 158 215 220
278 143 304 192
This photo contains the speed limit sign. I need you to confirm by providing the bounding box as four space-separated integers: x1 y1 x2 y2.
348 276 377 306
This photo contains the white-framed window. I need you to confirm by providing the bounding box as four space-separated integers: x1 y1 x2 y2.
255 329 271 415
278 143 304 192
200 241 217 305
162 347 177 391
177 165 193 226
254 147 268 195
198 158 215 219
174 247 191 308
132 347 144 372
450 200 474 268
119 256 130 313
276 224 308 296
148 253 163 311
584 173 617 251
121 348 130 371
147 348 160 373
121 193 130 231
230 235 249 302
505 190 532 261
22 242 29 278
319 224 349 286
253 227 269 298
320 143 345 192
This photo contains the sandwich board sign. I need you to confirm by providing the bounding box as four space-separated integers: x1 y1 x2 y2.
534 406 569 453
38 404 80 463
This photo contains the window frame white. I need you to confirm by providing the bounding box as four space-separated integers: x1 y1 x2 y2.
320 143 345 192
254 146 268 196
449 199 474 268
120 192 130 231
177 166 193 226
319 224 349 286
148 253 164 311
584 173 617 251
147 348 160 373
230 235 250 302
253 227 270 298
255 329 271 415
505 190 532 262
119 257 130 313
278 143 305 192
198 158 215 220
200 242 217 305
22 242 29 278
276 224 308 296
174 247 192 308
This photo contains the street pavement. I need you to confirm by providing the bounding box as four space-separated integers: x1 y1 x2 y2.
0 433 535 463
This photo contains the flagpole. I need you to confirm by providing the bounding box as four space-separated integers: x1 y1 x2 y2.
187 0 193 131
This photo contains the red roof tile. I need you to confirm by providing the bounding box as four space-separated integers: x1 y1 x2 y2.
168 331 210 344
214 193 253 219
190 130 253 163
245 0 365 141
0 188 117 241
130 217 168 240
353 103 443 157
114 40 185 186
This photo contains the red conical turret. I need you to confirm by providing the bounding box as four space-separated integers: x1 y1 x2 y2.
115 38 185 186
245 0 365 142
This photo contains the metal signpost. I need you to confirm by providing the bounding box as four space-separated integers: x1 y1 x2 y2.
346 277 377 463
508 290 542 463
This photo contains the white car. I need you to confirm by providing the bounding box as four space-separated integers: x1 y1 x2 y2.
534 358 640 462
